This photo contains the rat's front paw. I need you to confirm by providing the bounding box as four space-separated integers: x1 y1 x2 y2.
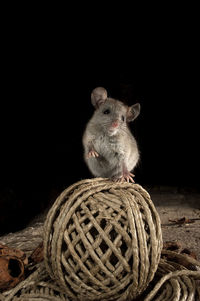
87 150 99 159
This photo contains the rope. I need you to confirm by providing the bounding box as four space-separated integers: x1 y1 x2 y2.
43 178 162 300
144 256 200 301
3 263 70 301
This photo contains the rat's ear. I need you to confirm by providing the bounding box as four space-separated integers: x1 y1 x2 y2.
91 87 108 108
127 103 141 122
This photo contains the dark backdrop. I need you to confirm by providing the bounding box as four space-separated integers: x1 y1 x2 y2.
0 62 199 234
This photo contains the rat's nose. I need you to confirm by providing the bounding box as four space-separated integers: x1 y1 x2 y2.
111 120 119 128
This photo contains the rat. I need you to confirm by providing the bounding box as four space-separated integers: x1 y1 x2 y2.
82 87 140 182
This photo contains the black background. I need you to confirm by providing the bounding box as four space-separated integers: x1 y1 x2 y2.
0 22 199 234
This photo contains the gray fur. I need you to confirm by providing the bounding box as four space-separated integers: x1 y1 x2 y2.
83 87 140 180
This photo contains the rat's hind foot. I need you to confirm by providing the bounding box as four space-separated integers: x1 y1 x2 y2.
112 172 135 183
123 172 135 183
87 150 99 159
112 176 123 183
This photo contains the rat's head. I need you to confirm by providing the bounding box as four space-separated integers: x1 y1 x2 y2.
91 87 140 136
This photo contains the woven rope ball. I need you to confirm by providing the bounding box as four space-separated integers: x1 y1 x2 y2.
43 178 163 301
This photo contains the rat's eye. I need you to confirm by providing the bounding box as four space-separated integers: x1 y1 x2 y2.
103 109 110 114
121 115 125 122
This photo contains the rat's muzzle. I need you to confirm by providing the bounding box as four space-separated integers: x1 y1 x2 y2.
111 120 119 128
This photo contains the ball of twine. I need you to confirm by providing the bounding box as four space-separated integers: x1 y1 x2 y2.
43 178 163 301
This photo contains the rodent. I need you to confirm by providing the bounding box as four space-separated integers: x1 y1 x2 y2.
82 87 140 182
